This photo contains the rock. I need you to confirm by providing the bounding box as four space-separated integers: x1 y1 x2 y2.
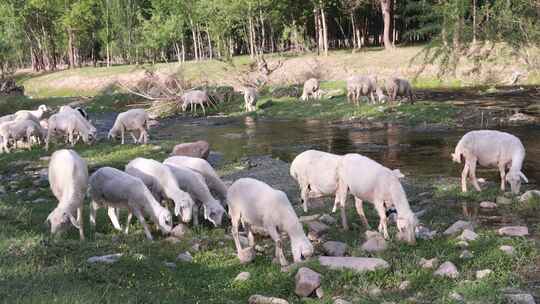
170 140 210 159
39 156 51 162
170 224 190 239
361 231 387 252
319 214 337 225
238 247 256 264
415 225 437 240
299 214 321 222
419 258 439 269
32 198 48 204
248 295 289 304
151 145 162 151
255 244 265 252
0 185 5 195
294 267 321 297
27 190 37 197
368 286 382 297
399 281 411 290
444 220 474 236
315 287 324 299
496 195 513 205
456 241 469 248
323 241 348 257
234 272 251 282
476 269 493 279
164 236 181 244
318 256 389 272
449 291 464 302
480 201 497 209
520 190 540 202
333 299 352 304
434 261 459 279
307 221 330 236
163 262 176 269
499 245 515 256
460 250 474 259
176 251 193 263
498 226 529 237
87 253 123 264
504 293 536 304
458 229 479 241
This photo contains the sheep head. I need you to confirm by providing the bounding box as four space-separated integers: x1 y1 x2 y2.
396 214 418 245
38 104 50 113
157 209 173 233
173 191 195 223
45 208 79 235
506 170 528 194
291 235 314 263
203 199 226 227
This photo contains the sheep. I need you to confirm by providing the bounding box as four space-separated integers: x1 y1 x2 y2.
45 111 96 150
170 140 210 159
164 164 225 226
228 178 313 266
336 153 417 244
181 90 216 115
452 130 527 194
89 167 172 240
346 75 379 104
300 78 321 101
163 155 228 203
385 77 414 104
14 104 50 120
46 149 88 240
59 105 96 135
125 157 195 223
108 108 150 144
0 119 44 153
242 87 258 112
290 150 347 226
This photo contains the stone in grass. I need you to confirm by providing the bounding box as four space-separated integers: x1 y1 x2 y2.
498 226 529 237
238 247 256 264
163 262 176 269
456 240 469 249
315 287 324 299
480 201 497 209
434 261 459 279
499 245 515 256
333 299 352 304
361 231 387 253
496 195 513 205
323 241 348 257
520 190 540 203
504 293 536 304
234 272 251 282
319 256 389 272
176 251 193 263
32 198 48 204
294 267 321 297
368 286 382 297
419 257 439 269
299 214 320 223
399 280 411 290
319 214 337 225
307 221 330 236
449 291 464 302
444 220 474 236
248 295 289 304
460 250 474 259
170 224 190 239
476 269 493 279
87 253 123 264
458 229 479 241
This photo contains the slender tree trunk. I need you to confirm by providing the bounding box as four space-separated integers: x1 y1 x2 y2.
175 42 181 63
380 0 394 49
270 23 275 53
197 25 204 59
206 28 213 59
472 0 477 43
259 9 266 53
314 8 321 55
181 38 186 62
67 29 75 69
351 12 357 49
190 19 199 61
320 2 329 56
248 17 255 58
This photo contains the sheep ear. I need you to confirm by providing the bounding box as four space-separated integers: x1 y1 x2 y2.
68 213 80 229
519 172 529 183
392 169 404 178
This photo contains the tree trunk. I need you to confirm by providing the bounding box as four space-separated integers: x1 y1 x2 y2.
206 28 213 59
380 0 394 49
320 2 329 56
248 17 255 58
259 9 266 53
472 0 477 43
175 42 182 63
181 38 186 62
351 12 357 49
314 8 321 55
67 29 75 69
190 19 199 61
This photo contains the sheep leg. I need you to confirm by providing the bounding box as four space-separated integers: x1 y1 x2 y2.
267 225 288 266
374 199 389 239
130 132 138 144
354 197 370 228
370 91 375 104
133 208 153 241
192 204 199 226
231 214 243 253
245 223 255 247
120 127 125 145
107 207 123 232
137 128 147 144
77 206 85 241
461 163 470 192
89 201 99 227
124 212 133 234
300 184 309 213
498 163 506 192
335 181 349 230
468 159 482 191
201 103 206 116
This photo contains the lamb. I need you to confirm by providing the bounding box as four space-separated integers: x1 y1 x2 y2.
181 90 216 115
228 178 313 266
242 87 258 112
14 104 50 120
165 164 225 226
89 167 172 240
46 149 88 240
300 78 321 101
170 140 210 159
452 130 527 194
0 119 45 153
45 111 96 150
290 150 347 227
163 155 228 203
59 105 96 135
336 153 417 244
108 108 150 144
346 75 379 104
385 77 414 104
125 157 195 223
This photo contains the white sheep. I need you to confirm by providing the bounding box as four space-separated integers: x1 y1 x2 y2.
337 153 417 244
89 167 172 240
385 77 414 104
0 119 44 153
181 90 216 115
125 157 195 223
228 178 313 266
165 164 225 227
45 111 96 150
15 104 50 120
163 155 228 203
300 78 321 101
46 149 88 240
346 75 379 104
59 105 96 135
242 87 258 112
290 150 347 227
108 108 150 144
452 130 527 194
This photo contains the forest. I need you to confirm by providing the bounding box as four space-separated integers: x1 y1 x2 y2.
0 0 539 75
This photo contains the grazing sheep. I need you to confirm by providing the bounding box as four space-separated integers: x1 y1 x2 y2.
385 77 414 104
15 104 50 120
125 157 195 223
242 87 258 112
59 105 96 135
108 108 150 144
452 130 527 194
170 140 210 159
89 167 172 240
0 119 44 153
336 153 417 244
181 90 215 115
346 75 379 104
300 78 320 101
45 111 96 150
163 155 228 203
46 149 88 240
228 178 313 266
165 164 225 226
290 150 347 227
